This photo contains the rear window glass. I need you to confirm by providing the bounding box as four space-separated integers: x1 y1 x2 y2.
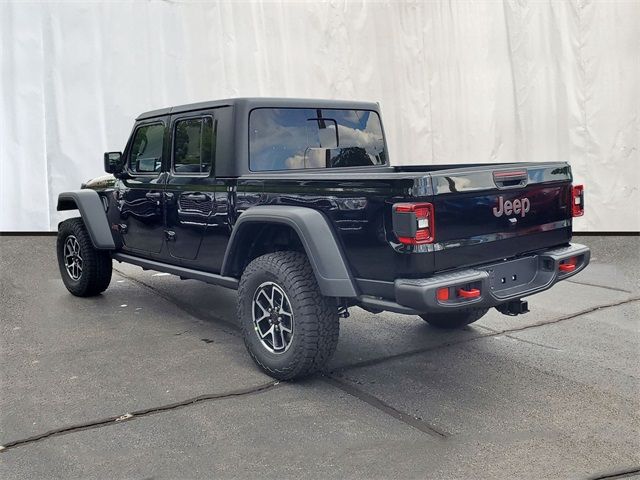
249 108 386 171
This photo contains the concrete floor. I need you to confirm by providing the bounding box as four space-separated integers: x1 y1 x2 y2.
0 235 638 479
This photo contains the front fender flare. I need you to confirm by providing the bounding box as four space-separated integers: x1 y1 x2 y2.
221 206 358 298
57 190 115 250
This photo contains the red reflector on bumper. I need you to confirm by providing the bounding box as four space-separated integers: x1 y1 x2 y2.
436 288 449 301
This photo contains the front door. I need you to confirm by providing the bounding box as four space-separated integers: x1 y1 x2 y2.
116 120 167 255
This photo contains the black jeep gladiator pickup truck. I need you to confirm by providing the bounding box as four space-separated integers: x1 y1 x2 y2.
56 97 589 380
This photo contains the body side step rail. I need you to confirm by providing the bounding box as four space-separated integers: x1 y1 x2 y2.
112 253 239 290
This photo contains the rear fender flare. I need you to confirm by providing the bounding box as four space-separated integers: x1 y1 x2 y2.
221 206 358 298
57 190 115 250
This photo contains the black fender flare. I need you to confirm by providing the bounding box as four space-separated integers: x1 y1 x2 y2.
57 190 116 250
221 205 358 298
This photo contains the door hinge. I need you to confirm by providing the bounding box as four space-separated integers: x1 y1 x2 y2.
165 230 176 241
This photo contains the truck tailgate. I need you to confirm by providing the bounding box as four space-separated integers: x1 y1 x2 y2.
427 163 573 272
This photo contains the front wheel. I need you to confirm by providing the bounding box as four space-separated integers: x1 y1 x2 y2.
419 308 489 329
238 251 339 380
56 218 112 297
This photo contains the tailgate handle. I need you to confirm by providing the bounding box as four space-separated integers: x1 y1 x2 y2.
493 169 528 189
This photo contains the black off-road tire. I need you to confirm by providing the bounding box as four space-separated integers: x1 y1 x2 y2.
419 308 489 329
57 217 112 297
238 251 339 380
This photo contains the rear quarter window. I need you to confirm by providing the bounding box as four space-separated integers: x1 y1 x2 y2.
249 108 387 171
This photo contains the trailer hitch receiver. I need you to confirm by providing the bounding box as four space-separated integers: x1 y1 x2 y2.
496 300 529 316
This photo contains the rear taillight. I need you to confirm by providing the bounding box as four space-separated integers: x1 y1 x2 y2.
572 184 584 217
393 202 435 245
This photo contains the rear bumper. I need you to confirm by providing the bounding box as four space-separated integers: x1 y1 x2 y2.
388 243 590 314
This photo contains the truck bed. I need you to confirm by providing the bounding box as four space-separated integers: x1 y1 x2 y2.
245 161 573 294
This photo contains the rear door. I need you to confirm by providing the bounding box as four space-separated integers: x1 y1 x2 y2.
429 163 573 272
164 113 216 261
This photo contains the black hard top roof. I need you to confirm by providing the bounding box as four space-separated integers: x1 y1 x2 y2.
136 97 381 121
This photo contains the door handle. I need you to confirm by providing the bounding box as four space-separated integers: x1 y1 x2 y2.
183 193 208 201
145 192 162 199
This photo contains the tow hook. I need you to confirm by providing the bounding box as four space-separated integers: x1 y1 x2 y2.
496 300 529 316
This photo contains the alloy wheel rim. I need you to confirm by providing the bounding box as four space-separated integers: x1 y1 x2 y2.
64 235 83 281
252 281 294 354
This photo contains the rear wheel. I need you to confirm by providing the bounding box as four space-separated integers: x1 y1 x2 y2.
57 218 112 297
419 308 488 329
238 251 339 380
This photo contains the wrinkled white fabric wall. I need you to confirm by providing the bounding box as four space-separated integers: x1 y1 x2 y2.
1 0 638 231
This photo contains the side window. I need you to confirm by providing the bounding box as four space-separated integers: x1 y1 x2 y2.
129 123 164 174
173 117 214 175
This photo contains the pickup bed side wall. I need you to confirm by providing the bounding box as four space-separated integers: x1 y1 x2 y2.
221 205 358 297
250 175 435 285
57 190 116 250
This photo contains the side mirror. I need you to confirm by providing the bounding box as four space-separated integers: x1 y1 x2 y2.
104 151 123 174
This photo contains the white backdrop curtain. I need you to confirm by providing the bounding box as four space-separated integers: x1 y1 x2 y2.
1 0 638 232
